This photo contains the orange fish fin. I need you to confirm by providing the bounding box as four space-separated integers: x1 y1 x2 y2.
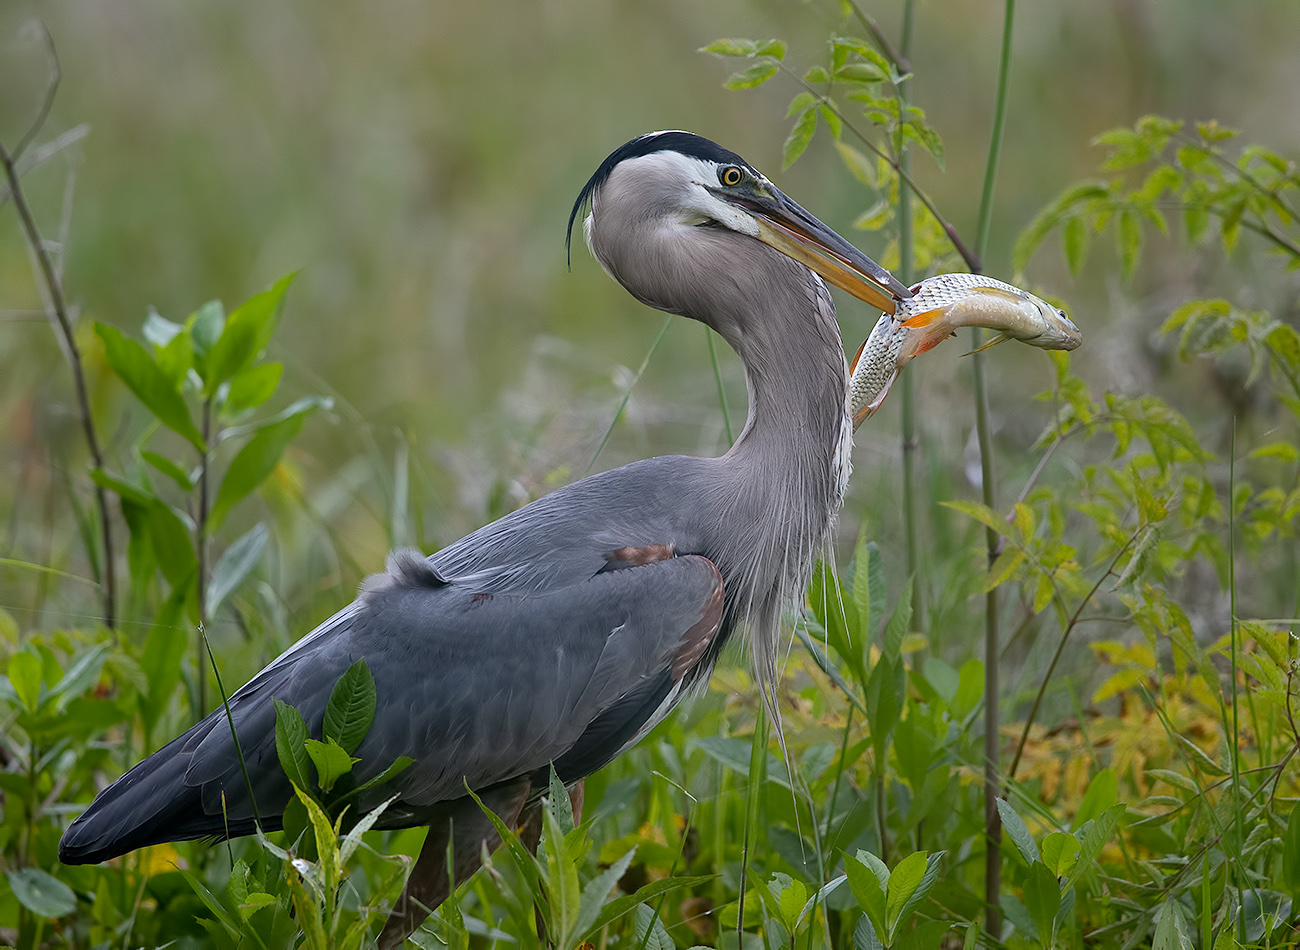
900 308 945 328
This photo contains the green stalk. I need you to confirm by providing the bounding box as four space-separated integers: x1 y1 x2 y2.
737 703 769 943
1228 418 1243 936
897 0 926 657
973 0 1018 937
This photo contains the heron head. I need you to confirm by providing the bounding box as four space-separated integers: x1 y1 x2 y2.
568 131 908 318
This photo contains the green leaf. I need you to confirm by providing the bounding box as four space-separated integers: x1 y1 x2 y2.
835 141 877 187
95 323 205 451
1152 898 1194 950
587 874 713 935
1063 803 1124 892
296 786 341 894
323 657 376 755
997 798 1041 866
1040 832 1081 878
633 904 674 950
575 845 637 940
209 399 325 531
206 522 269 618
225 361 284 415
7 651 43 711
880 579 912 661
202 274 295 396
304 737 358 793
146 501 199 591
941 499 1013 537
1022 862 1062 947
700 37 759 57
140 450 194 491
1062 214 1089 276
1267 322 1300 369
345 756 413 800
6 868 77 917
49 644 109 712
884 851 927 938
894 850 945 936
724 62 779 90
1072 768 1117 830
273 698 313 792
1282 804 1300 893
845 852 888 942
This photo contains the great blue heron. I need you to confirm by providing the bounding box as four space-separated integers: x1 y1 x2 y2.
59 131 913 945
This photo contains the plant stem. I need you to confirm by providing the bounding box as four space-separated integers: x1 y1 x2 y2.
896 0 926 665
196 398 213 720
973 0 1018 937
0 142 117 630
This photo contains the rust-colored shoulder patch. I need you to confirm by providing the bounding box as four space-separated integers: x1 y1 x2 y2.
671 556 725 681
606 542 675 567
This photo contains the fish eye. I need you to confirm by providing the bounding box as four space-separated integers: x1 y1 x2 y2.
1058 309 1067 318
718 165 744 187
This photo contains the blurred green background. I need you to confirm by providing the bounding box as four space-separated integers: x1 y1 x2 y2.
2 0 1298 635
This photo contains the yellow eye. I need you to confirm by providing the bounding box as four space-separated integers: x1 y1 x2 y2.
719 165 743 187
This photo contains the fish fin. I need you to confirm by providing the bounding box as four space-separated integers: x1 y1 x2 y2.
848 336 869 374
961 332 1011 356
970 286 1027 304
912 330 956 356
899 308 945 328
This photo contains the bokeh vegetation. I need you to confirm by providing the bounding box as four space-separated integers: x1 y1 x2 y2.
2 0 1299 947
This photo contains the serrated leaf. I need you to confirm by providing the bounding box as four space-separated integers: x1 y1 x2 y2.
206 523 269 618
274 698 313 791
725 63 779 90
997 798 1040 866
1267 323 1300 368
1063 214 1089 275
783 106 818 169
941 499 1014 537
835 141 877 186
6 868 76 917
700 38 758 57
323 658 376 754
95 323 205 450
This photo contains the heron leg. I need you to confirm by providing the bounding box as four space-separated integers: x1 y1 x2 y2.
377 779 531 949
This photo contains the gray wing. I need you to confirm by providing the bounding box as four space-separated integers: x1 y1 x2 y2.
59 548 723 861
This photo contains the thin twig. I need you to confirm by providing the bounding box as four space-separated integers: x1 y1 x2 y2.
1 133 116 628
846 1 912 75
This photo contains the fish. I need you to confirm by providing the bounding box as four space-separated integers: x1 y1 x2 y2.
848 272 1082 428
